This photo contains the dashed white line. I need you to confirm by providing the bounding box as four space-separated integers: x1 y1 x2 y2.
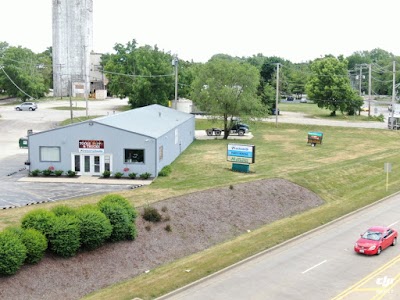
301 260 327 274
387 221 399 227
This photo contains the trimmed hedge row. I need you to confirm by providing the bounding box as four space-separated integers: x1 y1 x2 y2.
0 194 137 275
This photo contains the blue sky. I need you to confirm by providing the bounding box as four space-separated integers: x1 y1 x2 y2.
2 0 399 63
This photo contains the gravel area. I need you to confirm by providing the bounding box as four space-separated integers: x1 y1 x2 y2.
0 178 324 300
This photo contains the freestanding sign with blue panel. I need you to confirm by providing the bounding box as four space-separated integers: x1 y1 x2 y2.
227 144 255 173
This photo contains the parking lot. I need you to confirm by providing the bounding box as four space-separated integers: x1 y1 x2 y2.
0 98 144 209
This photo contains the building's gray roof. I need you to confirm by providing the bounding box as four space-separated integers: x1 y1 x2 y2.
93 104 194 138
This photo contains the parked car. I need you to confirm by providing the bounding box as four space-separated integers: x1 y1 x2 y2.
300 98 308 103
354 226 397 255
15 102 38 111
360 106 369 112
286 96 294 101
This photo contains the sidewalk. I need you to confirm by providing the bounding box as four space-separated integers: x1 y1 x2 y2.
18 175 153 185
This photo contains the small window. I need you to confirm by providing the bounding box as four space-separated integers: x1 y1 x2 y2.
40 146 61 162
125 149 144 163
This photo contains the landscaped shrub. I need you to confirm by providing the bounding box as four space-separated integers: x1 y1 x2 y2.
158 165 172 177
128 172 137 179
142 205 162 223
20 228 48 264
42 169 53 176
51 205 76 216
76 206 112 250
21 209 57 238
0 231 27 275
30 169 41 176
102 170 111 178
67 170 76 177
98 194 137 222
54 170 63 176
139 172 152 179
114 172 123 179
98 202 136 242
4 226 47 265
48 214 80 257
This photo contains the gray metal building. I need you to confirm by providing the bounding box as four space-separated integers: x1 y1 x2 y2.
52 0 93 97
26 105 195 178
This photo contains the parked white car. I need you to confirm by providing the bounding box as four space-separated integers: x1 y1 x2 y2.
15 102 38 111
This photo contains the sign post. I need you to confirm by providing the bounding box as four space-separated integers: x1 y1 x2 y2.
384 162 392 191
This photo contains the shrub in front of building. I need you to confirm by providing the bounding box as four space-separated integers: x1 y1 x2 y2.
139 172 152 179
48 214 80 257
102 170 111 178
67 170 76 177
30 169 41 176
21 209 57 238
98 194 137 222
128 172 137 179
54 170 63 176
158 165 172 177
114 172 123 179
75 206 112 250
98 202 136 242
0 231 27 275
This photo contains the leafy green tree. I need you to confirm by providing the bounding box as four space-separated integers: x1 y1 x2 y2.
103 39 175 108
191 58 265 139
0 46 49 100
306 57 361 116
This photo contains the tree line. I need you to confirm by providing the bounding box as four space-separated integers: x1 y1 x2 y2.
1 39 399 121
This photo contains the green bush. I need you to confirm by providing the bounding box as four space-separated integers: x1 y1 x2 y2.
139 172 152 179
98 194 137 222
4 226 47 265
48 215 80 257
76 206 112 250
98 202 136 242
0 231 27 275
21 209 56 237
102 170 111 178
51 205 76 216
30 169 41 177
67 170 76 177
54 170 63 176
114 172 123 179
21 228 48 264
158 165 172 177
142 206 162 223
42 169 53 176
128 172 137 179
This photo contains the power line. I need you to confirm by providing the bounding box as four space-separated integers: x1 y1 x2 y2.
0 66 35 99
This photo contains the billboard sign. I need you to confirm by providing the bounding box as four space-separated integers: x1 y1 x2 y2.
227 143 255 164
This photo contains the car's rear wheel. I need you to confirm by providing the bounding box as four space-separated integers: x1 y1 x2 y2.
16 108 21 111
392 237 397 246
377 247 382 255
29 107 33 111
238 130 244 136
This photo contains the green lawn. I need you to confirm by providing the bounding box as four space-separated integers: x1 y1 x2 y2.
1 106 398 300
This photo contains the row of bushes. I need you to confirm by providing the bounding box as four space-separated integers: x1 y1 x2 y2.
102 171 152 179
30 169 76 177
0 194 137 275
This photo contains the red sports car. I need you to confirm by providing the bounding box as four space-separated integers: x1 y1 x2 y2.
354 226 398 255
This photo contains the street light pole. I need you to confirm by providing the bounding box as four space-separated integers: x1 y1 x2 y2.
173 56 178 109
275 63 280 127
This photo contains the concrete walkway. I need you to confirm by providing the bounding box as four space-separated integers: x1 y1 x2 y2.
18 175 152 186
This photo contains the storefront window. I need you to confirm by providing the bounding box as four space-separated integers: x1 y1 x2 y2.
40 146 61 162
124 149 144 163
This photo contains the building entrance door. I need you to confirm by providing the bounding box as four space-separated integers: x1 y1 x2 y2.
72 154 103 176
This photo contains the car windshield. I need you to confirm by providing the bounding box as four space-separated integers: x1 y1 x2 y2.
362 231 382 241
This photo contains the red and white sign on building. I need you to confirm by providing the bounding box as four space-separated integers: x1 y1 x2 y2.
78 140 104 153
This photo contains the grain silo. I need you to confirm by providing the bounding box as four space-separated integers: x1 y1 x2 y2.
52 0 93 97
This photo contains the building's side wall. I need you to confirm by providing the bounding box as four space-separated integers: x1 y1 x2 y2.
28 122 156 176
52 0 93 97
155 116 195 175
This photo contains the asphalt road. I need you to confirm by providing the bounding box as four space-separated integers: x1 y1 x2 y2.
0 98 137 209
159 194 400 300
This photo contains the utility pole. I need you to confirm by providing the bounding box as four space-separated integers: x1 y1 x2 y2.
390 61 396 129
83 45 89 117
368 64 371 117
172 56 178 109
275 63 280 126
359 66 363 96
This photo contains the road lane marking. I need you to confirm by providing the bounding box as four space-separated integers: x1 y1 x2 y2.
387 221 399 227
332 254 400 299
301 260 327 274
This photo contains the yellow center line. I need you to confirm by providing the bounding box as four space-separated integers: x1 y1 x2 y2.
332 254 400 299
